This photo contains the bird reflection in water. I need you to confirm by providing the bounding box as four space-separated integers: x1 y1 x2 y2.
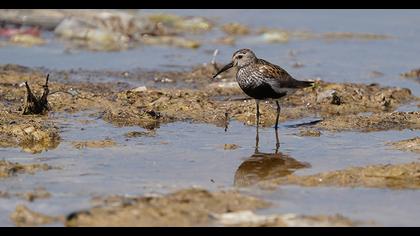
234 127 311 187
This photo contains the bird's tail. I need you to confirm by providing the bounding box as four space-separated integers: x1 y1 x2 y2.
295 80 315 88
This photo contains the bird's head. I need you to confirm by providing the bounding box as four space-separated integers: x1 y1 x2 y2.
212 48 257 79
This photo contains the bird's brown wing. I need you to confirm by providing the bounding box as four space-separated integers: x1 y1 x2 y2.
256 59 312 89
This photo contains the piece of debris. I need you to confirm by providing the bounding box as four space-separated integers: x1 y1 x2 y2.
22 74 50 115
72 139 117 149
224 144 240 150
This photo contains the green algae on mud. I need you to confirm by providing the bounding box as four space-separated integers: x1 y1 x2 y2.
259 162 420 190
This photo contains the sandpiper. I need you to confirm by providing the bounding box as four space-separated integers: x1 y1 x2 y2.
212 48 313 129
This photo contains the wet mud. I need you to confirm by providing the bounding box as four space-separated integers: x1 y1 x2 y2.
10 205 61 227
0 187 51 202
388 137 420 153
0 160 52 178
6 187 364 227
1 63 417 153
261 162 420 189
314 111 420 132
65 188 269 227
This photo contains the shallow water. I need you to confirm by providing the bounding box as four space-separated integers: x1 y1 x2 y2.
1 10 420 226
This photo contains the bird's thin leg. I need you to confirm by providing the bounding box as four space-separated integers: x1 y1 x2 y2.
255 100 260 153
275 101 280 150
274 125 280 152
255 123 260 153
275 100 281 129
256 100 260 128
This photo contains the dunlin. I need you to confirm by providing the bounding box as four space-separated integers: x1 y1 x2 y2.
213 48 313 129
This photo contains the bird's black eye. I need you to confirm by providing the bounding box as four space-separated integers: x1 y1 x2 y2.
237 55 243 59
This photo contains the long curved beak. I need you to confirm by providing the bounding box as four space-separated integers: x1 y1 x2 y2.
212 62 233 79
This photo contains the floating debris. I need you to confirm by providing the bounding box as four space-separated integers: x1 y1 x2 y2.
72 139 117 149
224 144 240 150
124 130 156 138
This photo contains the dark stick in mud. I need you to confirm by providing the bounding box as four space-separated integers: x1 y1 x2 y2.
22 74 50 115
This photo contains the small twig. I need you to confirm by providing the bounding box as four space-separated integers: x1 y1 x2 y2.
211 49 219 71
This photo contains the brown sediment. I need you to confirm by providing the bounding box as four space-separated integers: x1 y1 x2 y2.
101 79 415 128
260 162 420 189
10 205 60 227
0 160 52 178
65 188 269 227
0 111 60 153
314 111 420 132
387 137 420 153
19 187 51 202
8 187 363 227
72 139 116 149
0 64 417 131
